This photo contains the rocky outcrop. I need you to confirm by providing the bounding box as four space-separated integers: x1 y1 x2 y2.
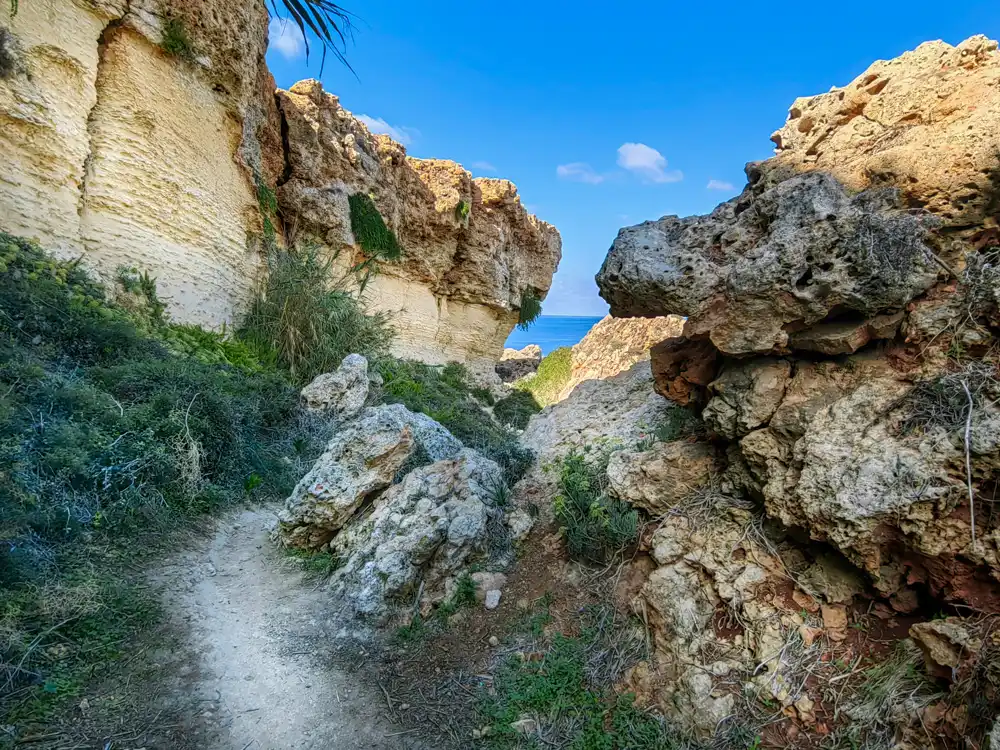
275 80 562 371
588 36 1000 745
562 314 683 395
597 173 940 356
496 345 542 383
1 0 279 327
275 355 524 620
768 35 1000 233
330 449 512 618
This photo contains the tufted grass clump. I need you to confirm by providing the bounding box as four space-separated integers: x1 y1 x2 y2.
515 346 572 407
517 287 542 331
160 17 196 61
0 233 331 735
376 359 534 483
554 450 639 564
239 246 394 383
349 192 403 261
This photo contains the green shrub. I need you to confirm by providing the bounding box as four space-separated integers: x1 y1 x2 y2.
555 451 639 564
257 182 279 242
515 346 572 407
517 287 542 330
455 200 471 222
239 246 394 383
493 389 541 430
348 192 403 261
160 17 195 60
0 233 330 732
376 358 534 483
479 604 674 749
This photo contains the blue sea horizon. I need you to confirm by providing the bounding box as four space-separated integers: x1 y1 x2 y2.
505 315 604 356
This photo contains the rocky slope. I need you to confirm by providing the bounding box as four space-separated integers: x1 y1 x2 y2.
590 35 1000 746
0 4 560 368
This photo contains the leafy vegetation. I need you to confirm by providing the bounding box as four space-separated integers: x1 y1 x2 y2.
554 450 639 564
455 200 471 222
376 359 533 483
348 192 403 262
257 181 280 243
493 389 541 430
265 0 355 71
0 234 340 736
160 17 196 60
239 246 394 383
479 602 674 749
515 346 572 407
518 287 543 331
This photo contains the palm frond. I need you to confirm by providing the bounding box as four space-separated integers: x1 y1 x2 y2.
268 0 356 73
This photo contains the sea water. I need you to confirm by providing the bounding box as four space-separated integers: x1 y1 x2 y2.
505 315 603 356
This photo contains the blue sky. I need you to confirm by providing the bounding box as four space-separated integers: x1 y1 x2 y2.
266 0 998 316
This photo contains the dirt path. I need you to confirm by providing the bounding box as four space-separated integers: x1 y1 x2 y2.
155 507 421 750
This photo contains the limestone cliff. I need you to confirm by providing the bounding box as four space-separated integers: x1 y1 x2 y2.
590 36 1000 744
275 80 562 371
0 0 280 327
0 6 559 368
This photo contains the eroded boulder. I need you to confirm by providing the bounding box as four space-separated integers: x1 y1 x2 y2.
606 441 716 515
300 353 370 420
275 406 416 550
329 449 516 618
597 173 939 356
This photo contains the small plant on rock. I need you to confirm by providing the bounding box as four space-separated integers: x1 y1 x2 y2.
349 192 403 261
160 17 196 61
517 287 542 331
555 450 639 564
455 200 471 223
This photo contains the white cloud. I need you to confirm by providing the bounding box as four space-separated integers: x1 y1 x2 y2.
556 162 606 185
268 18 305 60
707 179 736 192
616 143 682 184
356 114 420 147
471 161 497 173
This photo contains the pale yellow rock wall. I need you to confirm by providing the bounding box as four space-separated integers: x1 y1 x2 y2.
1 0 262 327
79 28 260 327
363 273 517 366
0 0 119 255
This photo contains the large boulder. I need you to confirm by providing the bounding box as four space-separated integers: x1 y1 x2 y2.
597 173 940 356
606 441 716 515
300 353 370 420
329 449 516 618
275 406 417 550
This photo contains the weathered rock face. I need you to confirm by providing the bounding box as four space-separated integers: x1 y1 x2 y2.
597 173 940 356
591 36 1000 745
1 5 559 366
275 80 562 370
330 449 514 618
768 35 1000 232
496 345 542 383
563 314 683 395
1 0 279 327
606 441 716 515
